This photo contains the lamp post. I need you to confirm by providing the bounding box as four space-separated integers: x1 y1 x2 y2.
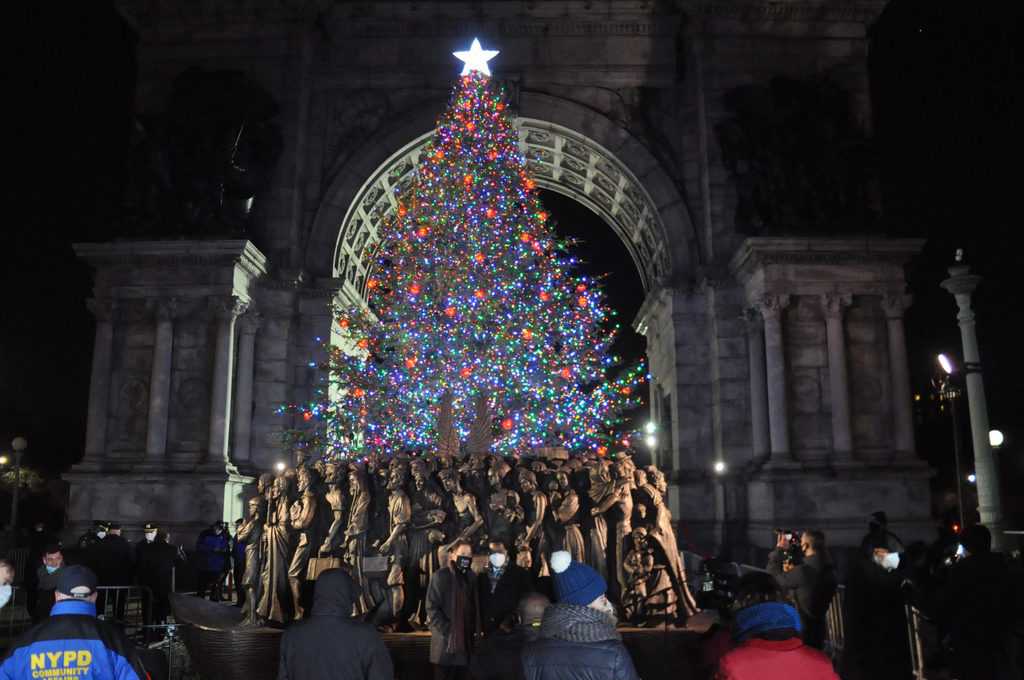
941 250 1004 548
9 437 27 532
934 356 965 528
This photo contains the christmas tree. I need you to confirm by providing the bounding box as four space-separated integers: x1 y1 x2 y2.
281 40 645 459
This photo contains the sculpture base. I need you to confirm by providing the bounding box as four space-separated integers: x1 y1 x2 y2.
63 468 254 546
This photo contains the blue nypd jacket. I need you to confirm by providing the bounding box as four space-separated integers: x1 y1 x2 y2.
0 599 148 679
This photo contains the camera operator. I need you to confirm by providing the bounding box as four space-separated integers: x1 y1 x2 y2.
766 530 836 650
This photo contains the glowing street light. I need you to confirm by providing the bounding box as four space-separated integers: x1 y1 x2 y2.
989 430 1004 449
644 434 657 449
967 473 976 484
937 353 955 375
644 422 657 435
275 461 287 473
713 460 727 475
0 456 7 466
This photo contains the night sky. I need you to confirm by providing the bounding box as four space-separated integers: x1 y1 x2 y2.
5 2 1022 524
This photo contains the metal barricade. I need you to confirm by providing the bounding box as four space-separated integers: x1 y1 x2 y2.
95 585 153 640
2 548 29 586
0 586 34 644
824 585 846 666
905 603 928 680
141 623 200 680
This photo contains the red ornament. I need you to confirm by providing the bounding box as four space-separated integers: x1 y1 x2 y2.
466 121 476 132
417 226 429 237
398 204 408 217
445 306 457 318
405 356 417 369
524 179 536 190
460 367 473 378
302 412 313 422
520 232 531 243
560 367 572 379
464 174 473 186
353 388 365 398
538 211 548 222
338 318 350 328
488 150 498 160
410 283 421 295
521 328 533 340
577 296 588 308
486 208 497 219
620 387 632 396
539 291 550 302
597 446 608 457
474 289 486 300
357 338 370 350
501 418 514 431
576 284 587 293
474 252 485 263
367 279 380 290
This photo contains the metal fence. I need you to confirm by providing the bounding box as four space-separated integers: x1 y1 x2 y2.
823 585 846 667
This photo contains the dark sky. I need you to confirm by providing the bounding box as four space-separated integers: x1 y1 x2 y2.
6 1 1023 523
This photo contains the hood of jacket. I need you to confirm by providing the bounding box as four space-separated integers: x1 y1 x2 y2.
312 568 354 617
539 603 620 643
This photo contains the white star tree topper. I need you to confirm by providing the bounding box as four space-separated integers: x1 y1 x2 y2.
453 38 500 77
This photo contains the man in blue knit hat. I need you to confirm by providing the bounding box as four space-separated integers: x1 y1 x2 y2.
521 550 639 680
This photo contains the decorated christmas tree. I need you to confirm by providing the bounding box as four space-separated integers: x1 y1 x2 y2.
280 40 645 459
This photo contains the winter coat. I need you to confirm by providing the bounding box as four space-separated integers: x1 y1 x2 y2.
716 637 839 680
426 565 480 666
195 529 230 574
766 550 836 647
101 535 136 586
521 603 640 680
934 551 1020 680
842 557 911 680
478 564 534 634
471 624 540 680
0 599 148 680
135 538 178 596
277 569 393 680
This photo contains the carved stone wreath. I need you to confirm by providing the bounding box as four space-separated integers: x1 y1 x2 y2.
332 118 671 306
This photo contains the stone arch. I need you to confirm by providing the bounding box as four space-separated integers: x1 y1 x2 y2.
304 93 697 304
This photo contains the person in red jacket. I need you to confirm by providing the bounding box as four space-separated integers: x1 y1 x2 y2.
716 571 838 680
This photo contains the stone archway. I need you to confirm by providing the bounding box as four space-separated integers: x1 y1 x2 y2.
331 118 675 305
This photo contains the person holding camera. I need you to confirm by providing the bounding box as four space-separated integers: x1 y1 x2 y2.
766 530 836 649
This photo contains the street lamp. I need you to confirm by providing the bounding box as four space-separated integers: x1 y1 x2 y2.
989 430 1004 449
941 250 1004 548
9 437 27 532
713 460 727 475
275 461 287 473
933 355 965 528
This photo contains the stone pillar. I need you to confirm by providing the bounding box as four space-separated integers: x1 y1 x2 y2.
743 308 770 461
144 298 177 463
880 293 916 458
84 299 115 463
756 294 792 462
232 311 262 467
822 293 854 463
941 264 1004 547
208 297 248 467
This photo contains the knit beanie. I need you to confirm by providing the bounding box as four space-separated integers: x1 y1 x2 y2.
550 550 606 606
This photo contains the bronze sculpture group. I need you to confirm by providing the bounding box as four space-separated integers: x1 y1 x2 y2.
238 448 699 629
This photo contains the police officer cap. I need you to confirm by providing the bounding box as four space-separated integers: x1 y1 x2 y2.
143 522 160 532
57 565 98 598
108 521 122 530
94 520 111 532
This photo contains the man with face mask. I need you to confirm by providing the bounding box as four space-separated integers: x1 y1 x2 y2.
766 530 836 649
477 540 533 635
521 550 640 680
426 538 480 680
33 545 64 622
135 522 179 640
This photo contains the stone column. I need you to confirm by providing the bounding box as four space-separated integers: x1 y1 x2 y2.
941 264 1004 547
880 293 916 458
232 311 262 467
756 294 792 462
144 298 177 462
208 297 248 467
84 298 115 463
743 308 770 461
822 293 854 463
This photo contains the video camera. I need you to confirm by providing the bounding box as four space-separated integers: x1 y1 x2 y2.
774 529 803 565
697 557 740 613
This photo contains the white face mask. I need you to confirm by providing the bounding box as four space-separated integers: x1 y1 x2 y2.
489 552 507 569
0 584 11 609
96 531 107 540
592 595 617 624
145 532 157 543
881 552 900 571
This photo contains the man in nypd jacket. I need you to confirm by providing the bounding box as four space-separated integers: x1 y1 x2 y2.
0 565 149 680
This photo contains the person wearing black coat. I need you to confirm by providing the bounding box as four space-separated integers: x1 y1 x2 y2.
766 530 836 649
426 539 480 680
277 568 394 680
478 540 534 635
135 523 180 636
471 592 550 680
933 524 1020 680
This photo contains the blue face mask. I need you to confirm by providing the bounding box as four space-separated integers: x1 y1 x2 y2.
45 565 59 574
